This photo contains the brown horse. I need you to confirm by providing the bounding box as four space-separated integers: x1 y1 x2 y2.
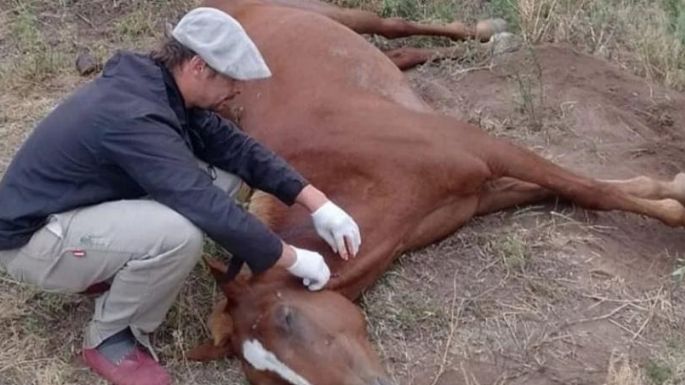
187 1 685 385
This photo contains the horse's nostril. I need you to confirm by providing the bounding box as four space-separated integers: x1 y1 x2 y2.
373 377 397 385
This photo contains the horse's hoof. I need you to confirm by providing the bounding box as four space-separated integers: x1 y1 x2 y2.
488 32 521 55
672 172 685 202
476 18 508 41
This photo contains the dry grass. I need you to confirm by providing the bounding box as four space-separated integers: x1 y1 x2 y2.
0 264 244 384
334 0 685 90
604 351 644 385
359 189 685 384
496 0 685 90
361 207 594 382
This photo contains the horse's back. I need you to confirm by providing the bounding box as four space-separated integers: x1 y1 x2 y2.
206 1 429 128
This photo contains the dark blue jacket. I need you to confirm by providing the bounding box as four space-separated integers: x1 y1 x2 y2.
0 51 307 273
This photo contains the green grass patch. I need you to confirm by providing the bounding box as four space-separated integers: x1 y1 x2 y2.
645 359 673 385
488 0 521 32
493 231 530 273
380 0 459 22
663 0 685 44
7 1 69 85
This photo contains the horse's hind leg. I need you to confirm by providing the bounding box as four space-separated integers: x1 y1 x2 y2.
259 0 507 41
383 32 520 70
474 174 685 217
480 135 685 227
476 177 552 215
382 46 467 70
602 173 685 203
334 11 507 41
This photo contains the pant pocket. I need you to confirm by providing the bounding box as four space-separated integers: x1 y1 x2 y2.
6 219 64 289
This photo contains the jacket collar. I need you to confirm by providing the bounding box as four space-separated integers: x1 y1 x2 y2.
102 51 189 128
159 64 189 128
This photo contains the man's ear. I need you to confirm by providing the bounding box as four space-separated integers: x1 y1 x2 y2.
188 55 207 76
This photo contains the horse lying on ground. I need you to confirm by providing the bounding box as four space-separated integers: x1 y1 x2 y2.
186 1 685 384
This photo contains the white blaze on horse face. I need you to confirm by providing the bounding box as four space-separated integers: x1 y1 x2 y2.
242 339 313 385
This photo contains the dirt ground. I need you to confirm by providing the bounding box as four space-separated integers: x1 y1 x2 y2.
1 2 684 385
371 45 685 385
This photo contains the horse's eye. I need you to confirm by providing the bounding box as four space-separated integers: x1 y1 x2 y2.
284 310 294 328
274 305 298 333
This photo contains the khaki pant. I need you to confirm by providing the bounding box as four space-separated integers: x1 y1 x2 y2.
0 162 242 357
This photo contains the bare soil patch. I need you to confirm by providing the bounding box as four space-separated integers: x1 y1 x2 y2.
360 44 685 385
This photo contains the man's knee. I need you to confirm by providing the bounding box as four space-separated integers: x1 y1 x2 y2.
159 209 204 261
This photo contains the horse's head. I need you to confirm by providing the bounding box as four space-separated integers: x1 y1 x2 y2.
190 258 395 385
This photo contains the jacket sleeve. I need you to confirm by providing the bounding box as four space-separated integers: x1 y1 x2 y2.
101 114 283 273
189 110 308 205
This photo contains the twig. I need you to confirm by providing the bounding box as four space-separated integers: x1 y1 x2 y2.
0 358 54 374
460 361 483 385
567 303 630 325
76 13 95 29
632 308 654 341
632 286 662 340
461 361 470 385
608 319 639 338
0 275 23 285
580 293 655 311
430 271 464 385
451 65 492 77
475 257 499 277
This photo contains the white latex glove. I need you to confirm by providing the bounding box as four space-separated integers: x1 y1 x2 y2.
286 247 331 291
311 201 361 259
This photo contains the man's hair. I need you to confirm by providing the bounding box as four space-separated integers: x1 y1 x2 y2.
150 36 195 71
150 36 219 77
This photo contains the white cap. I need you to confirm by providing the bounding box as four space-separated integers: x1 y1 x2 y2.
172 7 272 80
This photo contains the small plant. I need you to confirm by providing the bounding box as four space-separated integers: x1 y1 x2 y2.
663 0 685 44
6 1 69 86
512 44 545 131
605 352 643 385
645 359 673 385
379 0 457 23
488 0 520 32
116 9 158 39
494 232 529 273
381 0 419 20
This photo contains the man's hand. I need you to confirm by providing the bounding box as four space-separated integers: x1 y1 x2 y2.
280 245 330 291
295 185 362 259
311 201 361 259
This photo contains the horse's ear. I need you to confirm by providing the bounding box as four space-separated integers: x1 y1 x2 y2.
221 274 250 304
187 298 236 361
203 256 251 304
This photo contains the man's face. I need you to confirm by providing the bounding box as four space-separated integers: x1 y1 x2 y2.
195 65 242 111
185 56 242 111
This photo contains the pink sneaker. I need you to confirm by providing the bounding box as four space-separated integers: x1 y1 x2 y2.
82 346 171 385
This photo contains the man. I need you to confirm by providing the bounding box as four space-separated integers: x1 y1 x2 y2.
0 7 361 385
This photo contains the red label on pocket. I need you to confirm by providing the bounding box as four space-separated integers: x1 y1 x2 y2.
72 249 87 257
